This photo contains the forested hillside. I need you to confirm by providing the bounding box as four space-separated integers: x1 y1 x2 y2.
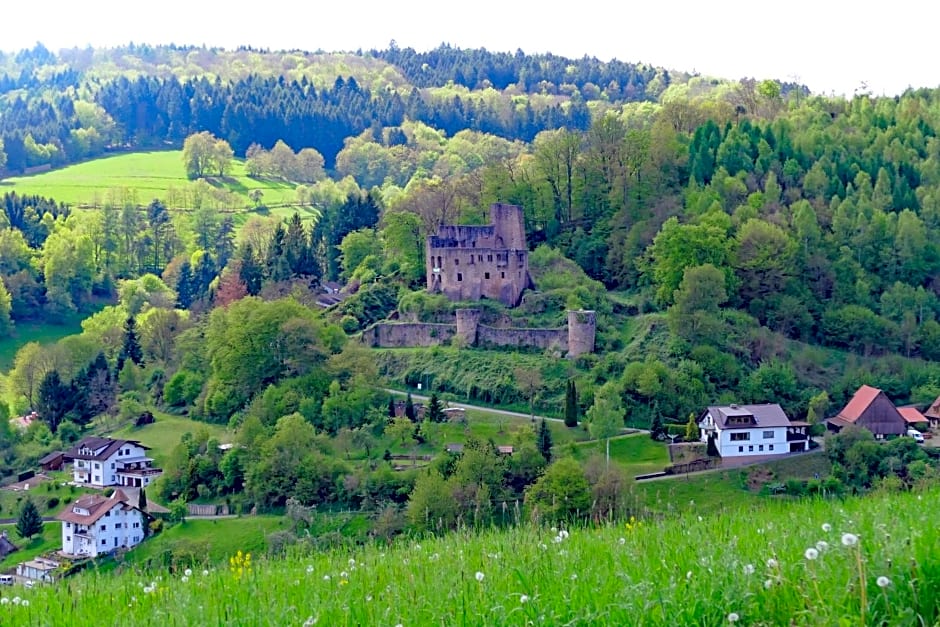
3 43 940 533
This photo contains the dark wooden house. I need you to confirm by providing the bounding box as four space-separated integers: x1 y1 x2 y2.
827 385 906 438
924 395 940 429
37 450 66 472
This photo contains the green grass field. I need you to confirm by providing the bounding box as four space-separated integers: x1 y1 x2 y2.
0 151 304 213
6 487 938 625
0 312 88 373
109 412 231 468
571 433 670 479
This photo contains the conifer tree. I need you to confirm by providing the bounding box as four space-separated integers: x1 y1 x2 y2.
388 395 397 419
564 379 579 427
16 499 42 540
117 315 144 372
684 412 699 442
175 260 195 308
405 393 416 421
238 244 263 296
536 419 553 462
428 392 444 423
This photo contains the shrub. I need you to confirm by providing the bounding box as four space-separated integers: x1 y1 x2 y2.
46 497 59 510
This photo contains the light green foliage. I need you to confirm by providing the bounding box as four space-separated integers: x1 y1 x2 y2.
586 381 623 441
0 276 12 336
41 228 95 315
118 274 177 315
668 263 728 346
525 456 591 522
338 229 382 281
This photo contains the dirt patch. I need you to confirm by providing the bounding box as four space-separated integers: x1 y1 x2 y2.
2 474 51 491
745 466 775 491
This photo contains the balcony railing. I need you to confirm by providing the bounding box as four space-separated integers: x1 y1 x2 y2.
787 432 808 441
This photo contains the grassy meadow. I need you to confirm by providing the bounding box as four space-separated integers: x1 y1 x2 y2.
2 486 937 625
108 411 231 469
0 522 61 572
0 151 307 220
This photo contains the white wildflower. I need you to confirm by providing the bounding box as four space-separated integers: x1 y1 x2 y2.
686 571 693 580
553 535 563 544
0 598 8 605
181 576 189 583
876 576 891 588
559 529 569 539
821 523 832 533
303 617 317 627
184 568 193 577
340 571 349 579
743 564 755 575
322 575 331 581
20 600 28 607
520 594 530 604
618 538 626 545
764 579 773 589
475 571 485 582
816 541 829 552
766 558 778 568
550 527 557 533
348 558 356 567
804 548 819 561
306 565 314 574
202 570 209 577
728 612 739 623
570 573 578 581
841 533 859 547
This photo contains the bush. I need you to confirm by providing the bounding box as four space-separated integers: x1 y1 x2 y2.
46 497 59 510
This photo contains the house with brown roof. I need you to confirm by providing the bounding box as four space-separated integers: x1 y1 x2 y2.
56 489 146 558
65 437 162 489
924 395 940 429
38 451 66 472
698 403 810 458
827 385 907 438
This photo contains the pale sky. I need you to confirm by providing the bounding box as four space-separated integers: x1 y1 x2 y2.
5 0 938 97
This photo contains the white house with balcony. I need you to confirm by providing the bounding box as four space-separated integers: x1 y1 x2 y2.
698 403 810 458
65 437 162 488
56 490 146 558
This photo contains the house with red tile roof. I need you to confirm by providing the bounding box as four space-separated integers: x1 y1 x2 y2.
924 395 940 429
898 407 929 429
826 385 907 438
56 490 146 558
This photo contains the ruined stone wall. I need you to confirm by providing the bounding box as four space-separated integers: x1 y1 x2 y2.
476 325 568 351
361 323 457 348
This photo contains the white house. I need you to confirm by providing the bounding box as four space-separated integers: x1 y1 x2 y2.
65 437 162 488
698 403 810 458
56 490 146 558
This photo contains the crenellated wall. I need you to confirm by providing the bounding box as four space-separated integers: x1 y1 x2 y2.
361 309 595 357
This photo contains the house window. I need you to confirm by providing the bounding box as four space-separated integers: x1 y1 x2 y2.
457 273 463 282
748 445 754 452
117 450 122 456
100 525 106 531
105 511 110 517
101 539 106 545
94 476 100 482
111 463 115 469
763 431 774 439
769 444 774 451
730 433 750 441
66 536 71 541
738 446 743 453
759 445 764 452
484 272 490 280
66 522 71 528
94 463 100 469
133 522 140 528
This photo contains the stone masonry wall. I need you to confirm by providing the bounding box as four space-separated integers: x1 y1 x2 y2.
361 323 457 348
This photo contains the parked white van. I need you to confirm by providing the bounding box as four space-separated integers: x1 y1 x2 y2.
0 575 13 586
907 429 925 443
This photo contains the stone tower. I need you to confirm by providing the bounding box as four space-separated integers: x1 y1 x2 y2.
567 310 596 358
455 308 482 346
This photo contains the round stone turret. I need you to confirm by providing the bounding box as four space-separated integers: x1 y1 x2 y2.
455 308 482 346
567 310 596 358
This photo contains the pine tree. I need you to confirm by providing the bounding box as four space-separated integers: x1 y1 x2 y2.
175 260 195 308
15 499 43 540
428 392 444 423
405 393 416 422
564 379 579 427
117 315 144 372
650 412 666 441
238 244 263 296
536 419 553 462
387 395 397 419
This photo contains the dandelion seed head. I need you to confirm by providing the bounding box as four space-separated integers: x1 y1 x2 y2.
303 617 318 627
184 568 193 577
559 530 569 539
570 573 578 581
0 597 8 605
877 576 891 588
816 541 828 552
841 533 859 547
202 570 209 576
766 558 778 568
686 571 693 580
520 594 529 604
743 564 755 575
348 558 356 567
181 576 189 583
804 548 819 561
764 579 773 589
728 612 739 623
323 575 331 581
618 538 626 545
475 571 485 582
340 571 349 578
21 600 28 607
306 565 314 574
822 523 832 533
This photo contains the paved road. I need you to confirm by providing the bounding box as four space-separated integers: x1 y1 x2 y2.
382 388 566 423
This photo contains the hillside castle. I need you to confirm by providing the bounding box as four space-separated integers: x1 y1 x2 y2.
426 203 533 307
363 203 596 357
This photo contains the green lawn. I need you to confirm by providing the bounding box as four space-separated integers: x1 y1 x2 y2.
108 412 231 468
120 516 288 570
0 474 96 522
1 150 304 211
0 312 88 372
571 433 671 478
0 521 61 571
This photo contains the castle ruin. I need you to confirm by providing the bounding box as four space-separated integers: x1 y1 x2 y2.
426 203 533 307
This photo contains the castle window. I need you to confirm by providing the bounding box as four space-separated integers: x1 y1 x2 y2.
478 255 482 262
454 258 459 266
484 272 490 280
468 256 474 264
457 273 463 281
501 272 505 279
487 254 493 262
